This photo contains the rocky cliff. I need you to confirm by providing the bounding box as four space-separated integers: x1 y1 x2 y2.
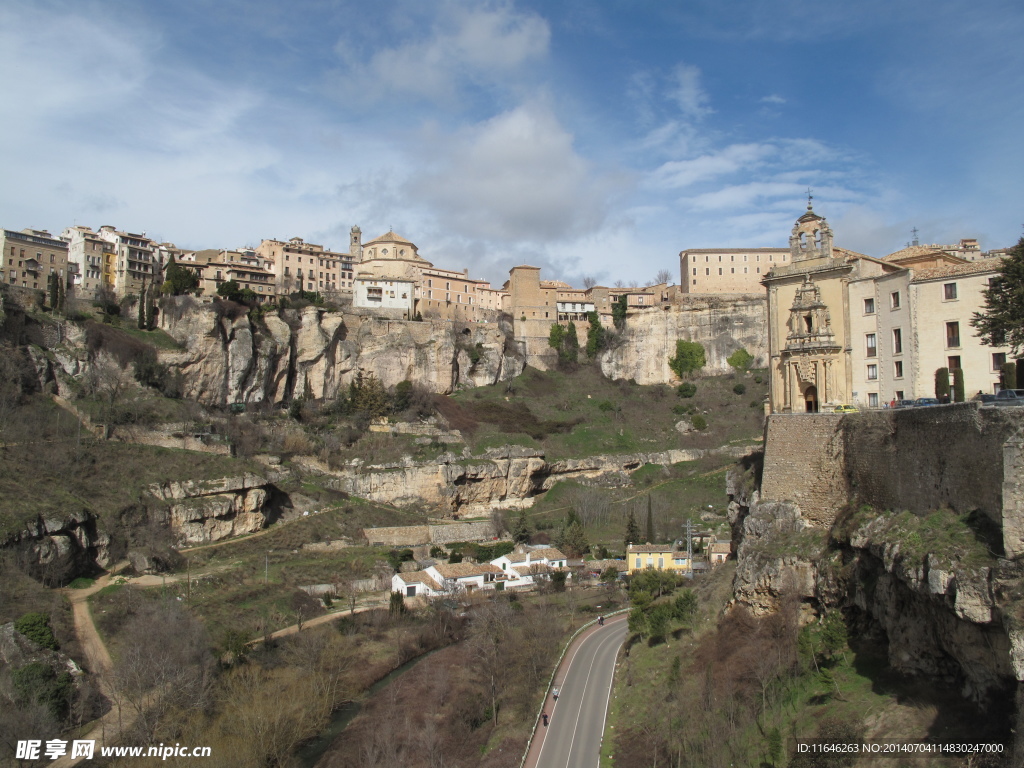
157 301 524 405
309 443 757 515
601 295 767 385
729 477 1023 710
4 473 279 581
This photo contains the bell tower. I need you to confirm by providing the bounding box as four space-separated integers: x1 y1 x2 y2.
789 193 834 263
350 225 362 263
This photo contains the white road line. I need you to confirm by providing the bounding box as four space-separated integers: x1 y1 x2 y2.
563 626 626 768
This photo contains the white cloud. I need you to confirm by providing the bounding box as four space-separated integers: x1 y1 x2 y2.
667 63 712 118
405 102 612 242
646 143 775 189
760 94 786 105
331 0 549 105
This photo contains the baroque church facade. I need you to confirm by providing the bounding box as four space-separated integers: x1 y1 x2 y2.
763 204 1012 413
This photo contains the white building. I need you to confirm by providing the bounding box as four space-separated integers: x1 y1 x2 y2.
352 276 416 318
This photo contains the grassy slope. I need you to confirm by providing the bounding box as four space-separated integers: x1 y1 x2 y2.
443 365 766 460
0 396 259 539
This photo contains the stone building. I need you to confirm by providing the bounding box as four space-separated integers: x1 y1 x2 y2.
680 247 791 294
255 230 358 298
1 228 69 294
95 226 160 298
61 226 115 298
764 204 1013 412
196 248 276 303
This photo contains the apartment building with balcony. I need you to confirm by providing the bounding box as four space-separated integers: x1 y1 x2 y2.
1 228 69 294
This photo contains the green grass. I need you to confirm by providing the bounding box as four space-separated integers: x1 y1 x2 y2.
110 324 184 350
520 456 735 555
0 396 261 539
444 365 767 461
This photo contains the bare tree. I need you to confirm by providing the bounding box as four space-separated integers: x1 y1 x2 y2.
655 269 673 286
567 486 611 527
468 600 515 726
613 279 625 288
112 599 213 741
582 275 597 289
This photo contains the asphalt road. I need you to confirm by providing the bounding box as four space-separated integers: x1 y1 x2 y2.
535 618 628 768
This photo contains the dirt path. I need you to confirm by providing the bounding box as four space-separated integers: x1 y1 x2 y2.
52 574 131 768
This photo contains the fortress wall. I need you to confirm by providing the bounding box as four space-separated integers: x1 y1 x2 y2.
761 405 1024 553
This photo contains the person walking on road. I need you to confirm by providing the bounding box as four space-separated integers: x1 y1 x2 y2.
542 713 549 727
552 687 559 701
598 615 604 626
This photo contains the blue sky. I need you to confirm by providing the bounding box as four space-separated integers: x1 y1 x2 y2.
2 0 1022 288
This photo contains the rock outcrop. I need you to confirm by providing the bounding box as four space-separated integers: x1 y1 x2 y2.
156 301 525 405
601 295 767 385
148 473 274 545
319 444 757 515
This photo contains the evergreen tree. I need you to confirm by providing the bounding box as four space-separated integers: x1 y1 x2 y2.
612 294 628 330
971 235 1024 355
161 255 200 295
548 323 566 353
564 321 579 363
625 510 642 548
952 366 965 403
934 367 950 400
510 509 531 544
138 277 147 329
585 311 605 358
669 340 706 379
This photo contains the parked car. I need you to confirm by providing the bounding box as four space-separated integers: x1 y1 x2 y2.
895 399 916 409
994 389 1024 406
834 404 859 413
913 397 940 407
978 393 997 404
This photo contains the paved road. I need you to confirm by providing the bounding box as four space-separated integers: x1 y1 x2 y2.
534 618 628 768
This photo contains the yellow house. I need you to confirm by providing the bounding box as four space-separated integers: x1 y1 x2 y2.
626 544 691 574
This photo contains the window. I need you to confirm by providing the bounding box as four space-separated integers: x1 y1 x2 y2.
718 268 722 275
993 352 1007 371
890 291 901 309
894 360 904 378
705 268 710 275
868 393 879 408
946 321 960 348
866 333 877 358
893 328 903 354
948 356 961 370
692 268 696 276
895 390 904 400
944 282 958 300
864 298 875 314
867 364 878 380
730 268 735 274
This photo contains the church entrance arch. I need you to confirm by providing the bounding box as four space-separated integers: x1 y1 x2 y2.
804 385 819 413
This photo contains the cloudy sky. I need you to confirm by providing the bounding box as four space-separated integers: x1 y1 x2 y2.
2 0 1022 287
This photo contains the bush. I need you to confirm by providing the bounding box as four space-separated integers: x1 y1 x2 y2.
753 374 763 384
668 340 706 379
676 382 696 398
597 400 615 412
12 662 73 721
691 414 707 431
733 383 746 395
14 612 58 650
726 348 753 371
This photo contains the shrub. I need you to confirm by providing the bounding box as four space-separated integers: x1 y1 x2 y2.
668 340 706 379
14 612 58 650
753 374 763 384
726 348 753 371
12 662 73 721
733 383 746 395
691 414 707 431
934 367 950 400
597 400 615 412
677 382 696 398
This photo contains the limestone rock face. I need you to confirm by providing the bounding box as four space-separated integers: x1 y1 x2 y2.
155 301 525 406
325 444 755 515
150 475 274 545
600 296 767 385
